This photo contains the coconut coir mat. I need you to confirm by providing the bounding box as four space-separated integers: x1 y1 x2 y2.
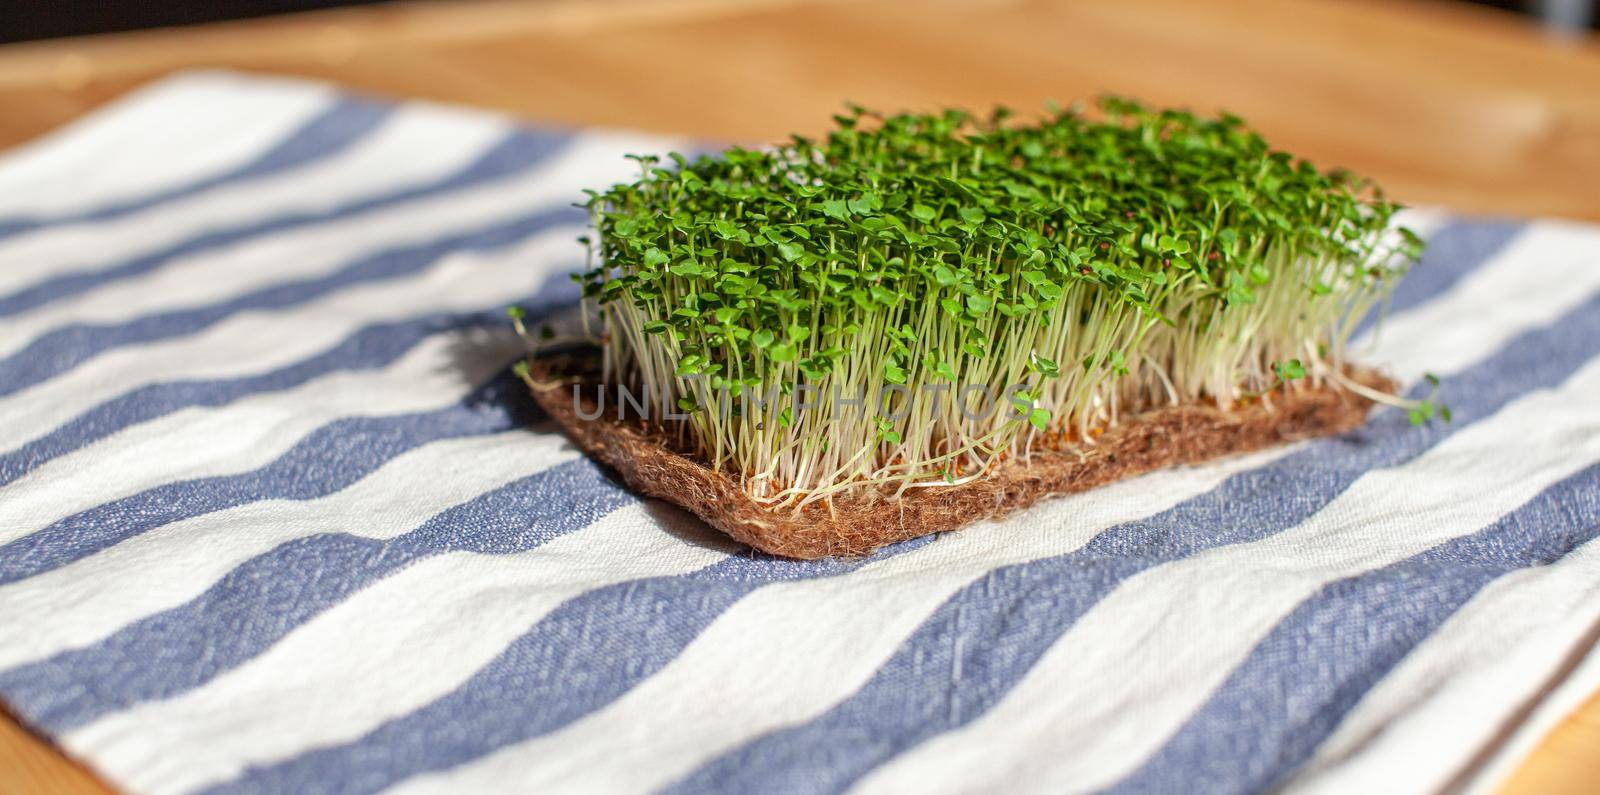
526 354 1390 559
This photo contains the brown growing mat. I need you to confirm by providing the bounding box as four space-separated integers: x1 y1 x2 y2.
526 354 1391 559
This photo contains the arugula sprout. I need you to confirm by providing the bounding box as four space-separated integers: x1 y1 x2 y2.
562 99 1425 507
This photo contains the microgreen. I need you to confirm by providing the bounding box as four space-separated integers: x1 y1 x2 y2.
561 99 1424 507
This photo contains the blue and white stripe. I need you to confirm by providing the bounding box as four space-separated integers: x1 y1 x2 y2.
0 99 516 330
1 72 1596 795
0 73 345 229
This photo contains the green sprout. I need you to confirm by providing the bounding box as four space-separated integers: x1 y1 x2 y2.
1409 373 1451 426
562 99 1426 508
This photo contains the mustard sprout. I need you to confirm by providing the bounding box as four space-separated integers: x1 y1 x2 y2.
558 99 1424 507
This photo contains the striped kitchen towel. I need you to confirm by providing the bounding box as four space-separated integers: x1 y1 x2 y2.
0 71 1597 795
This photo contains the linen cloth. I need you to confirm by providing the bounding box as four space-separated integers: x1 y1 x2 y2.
1 71 1597 795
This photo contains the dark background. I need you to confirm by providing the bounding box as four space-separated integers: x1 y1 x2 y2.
0 1 391 44
0 0 1597 45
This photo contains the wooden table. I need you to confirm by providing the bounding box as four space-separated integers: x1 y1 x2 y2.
0 1 1596 792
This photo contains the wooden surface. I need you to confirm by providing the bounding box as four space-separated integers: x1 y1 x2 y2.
0 0 1598 219
0 0 1597 793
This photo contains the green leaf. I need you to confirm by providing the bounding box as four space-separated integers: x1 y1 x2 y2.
675 354 704 376
1273 359 1305 381
776 242 805 262
1028 407 1051 432
847 193 881 216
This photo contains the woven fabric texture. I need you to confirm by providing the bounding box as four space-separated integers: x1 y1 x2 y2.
0 72 1597 795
